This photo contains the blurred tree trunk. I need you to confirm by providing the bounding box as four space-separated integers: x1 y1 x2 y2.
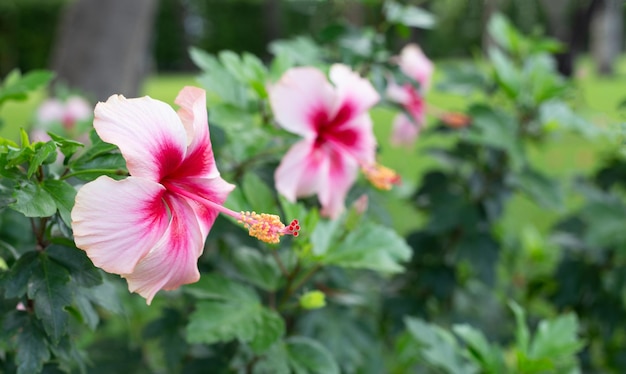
540 0 601 77
539 0 573 75
50 0 158 101
590 0 622 75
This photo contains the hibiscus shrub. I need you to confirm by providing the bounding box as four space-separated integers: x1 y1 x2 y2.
0 8 609 374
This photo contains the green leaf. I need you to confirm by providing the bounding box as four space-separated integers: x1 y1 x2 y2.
186 299 275 349
72 289 100 330
523 54 566 105
142 308 188 372
529 313 583 360
190 48 249 108
464 105 524 170
0 136 18 149
19 128 30 147
487 13 524 55
242 172 278 215
184 273 258 301
286 336 340 374
320 221 411 273
47 132 84 159
28 141 57 178
539 100 596 137
0 70 54 106
231 246 283 292
218 51 267 97
513 168 563 211
405 317 478 374
185 275 283 351
250 308 285 352
3 251 40 298
254 343 291 374
453 324 506 374
488 47 521 99
509 301 530 355
383 1 436 29
71 131 118 165
46 244 102 287
269 37 324 65
42 180 77 227
310 215 346 257
10 181 57 217
27 253 73 343
456 233 499 286
15 315 50 374
269 52 295 81
82 277 124 314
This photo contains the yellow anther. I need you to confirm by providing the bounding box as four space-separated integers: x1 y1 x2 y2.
239 211 286 244
362 163 401 190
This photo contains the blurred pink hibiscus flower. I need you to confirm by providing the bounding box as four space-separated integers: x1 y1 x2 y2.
268 64 399 219
31 95 93 144
387 44 434 147
71 87 299 304
36 96 92 131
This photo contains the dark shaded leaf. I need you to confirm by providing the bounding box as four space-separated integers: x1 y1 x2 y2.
27 254 73 342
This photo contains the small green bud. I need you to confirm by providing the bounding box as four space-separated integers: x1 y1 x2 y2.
299 290 326 310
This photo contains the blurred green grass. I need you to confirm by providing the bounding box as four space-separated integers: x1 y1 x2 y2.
1 59 624 237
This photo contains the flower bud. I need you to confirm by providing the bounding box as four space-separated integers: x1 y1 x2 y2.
299 290 326 310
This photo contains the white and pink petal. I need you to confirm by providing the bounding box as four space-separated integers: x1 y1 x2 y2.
329 64 380 118
390 113 420 147
268 67 336 138
94 95 188 181
316 147 359 219
71 176 169 275
123 194 204 304
398 44 434 91
275 139 324 202
163 176 235 239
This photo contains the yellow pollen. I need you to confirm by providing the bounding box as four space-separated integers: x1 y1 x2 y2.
239 211 285 244
362 163 401 190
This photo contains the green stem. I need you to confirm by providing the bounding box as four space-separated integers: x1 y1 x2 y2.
0 240 20 259
270 250 290 278
289 264 322 296
279 263 322 309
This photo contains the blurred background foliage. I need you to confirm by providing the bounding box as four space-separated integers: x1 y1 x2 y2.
0 0 620 74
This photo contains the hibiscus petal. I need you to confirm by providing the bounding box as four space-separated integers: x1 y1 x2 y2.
37 99 65 124
390 113 420 147
123 194 204 304
335 113 377 165
94 95 188 181
329 64 380 118
268 67 335 137
317 147 359 219
398 44 434 91
168 87 221 180
275 139 322 202
71 176 169 275
164 176 235 238
386 81 411 106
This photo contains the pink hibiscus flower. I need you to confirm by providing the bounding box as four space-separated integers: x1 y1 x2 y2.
268 64 399 219
387 44 433 147
71 87 299 304
37 96 92 131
